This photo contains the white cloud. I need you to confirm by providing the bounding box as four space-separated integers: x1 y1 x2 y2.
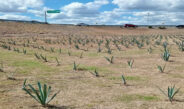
112 0 184 11
62 2 98 17
131 11 184 25
0 0 184 25
50 0 109 19
0 0 43 13
107 0 184 25
0 14 31 20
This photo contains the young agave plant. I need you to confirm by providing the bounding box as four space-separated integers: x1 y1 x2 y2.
94 69 99 77
90 69 99 77
137 43 144 49
127 59 134 69
161 42 170 61
107 47 112 54
158 85 180 103
163 42 168 51
75 44 80 50
22 79 27 89
178 40 184 52
1 44 8 49
22 80 60 106
121 74 126 85
0 62 4 72
157 64 166 73
68 51 71 56
73 61 79 71
50 47 55 52
80 52 83 58
59 48 62 54
105 56 114 64
17 48 20 53
23 49 27 54
97 46 102 53
115 44 121 51
34 53 40 60
14 48 20 53
147 47 153 54
8 46 11 50
162 50 170 61
6 69 17 80
40 54 48 62
146 40 150 45
55 57 60 66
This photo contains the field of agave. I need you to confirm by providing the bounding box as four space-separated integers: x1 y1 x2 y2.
0 22 184 109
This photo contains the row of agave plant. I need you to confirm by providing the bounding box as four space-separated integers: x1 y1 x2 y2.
121 41 180 103
0 39 179 71
0 36 181 75
0 36 181 74
0 35 183 107
1 34 184 54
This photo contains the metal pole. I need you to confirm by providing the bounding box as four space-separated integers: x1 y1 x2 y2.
45 11 47 24
147 12 150 25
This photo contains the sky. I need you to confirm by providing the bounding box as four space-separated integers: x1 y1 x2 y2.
0 0 184 25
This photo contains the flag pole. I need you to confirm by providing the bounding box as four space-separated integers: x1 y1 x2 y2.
45 11 47 24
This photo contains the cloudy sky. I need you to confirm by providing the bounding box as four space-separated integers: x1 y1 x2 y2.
0 0 184 25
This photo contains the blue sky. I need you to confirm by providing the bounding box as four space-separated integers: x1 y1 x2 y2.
0 0 184 25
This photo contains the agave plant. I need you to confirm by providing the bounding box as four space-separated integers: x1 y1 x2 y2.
75 44 80 50
73 61 79 71
115 44 121 51
157 64 166 73
163 42 168 51
158 85 180 103
127 59 134 68
59 48 62 54
107 47 112 54
14 48 20 53
68 51 71 56
121 74 126 85
55 57 60 66
155 40 161 46
137 43 144 49
68 37 72 45
8 46 11 50
80 52 83 58
1 44 8 49
161 42 170 61
17 48 20 53
147 47 153 54
146 40 150 45
13 41 16 45
94 69 99 77
50 47 55 53
0 62 4 72
23 49 27 54
162 50 170 61
40 54 48 62
6 70 16 80
97 46 102 53
105 56 114 64
22 79 27 89
34 53 40 60
22 80 60 106
40 46 45 50
178 40 184 52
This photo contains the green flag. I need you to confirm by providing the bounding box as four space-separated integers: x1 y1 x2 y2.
47 10 60 13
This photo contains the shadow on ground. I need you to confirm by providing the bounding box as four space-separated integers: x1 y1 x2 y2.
30 105 75 109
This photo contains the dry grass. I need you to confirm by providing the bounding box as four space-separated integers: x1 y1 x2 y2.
0 22 184 109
